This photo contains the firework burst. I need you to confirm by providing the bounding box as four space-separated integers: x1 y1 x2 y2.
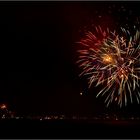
77 26 140 107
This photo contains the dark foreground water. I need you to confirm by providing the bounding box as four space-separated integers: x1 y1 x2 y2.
0 119 140 138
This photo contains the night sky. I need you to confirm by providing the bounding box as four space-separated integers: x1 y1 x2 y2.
1 1 140 116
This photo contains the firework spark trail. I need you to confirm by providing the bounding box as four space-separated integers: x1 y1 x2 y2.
77 26 140 107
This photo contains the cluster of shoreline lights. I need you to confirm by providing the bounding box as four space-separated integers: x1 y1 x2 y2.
0 103 140 121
